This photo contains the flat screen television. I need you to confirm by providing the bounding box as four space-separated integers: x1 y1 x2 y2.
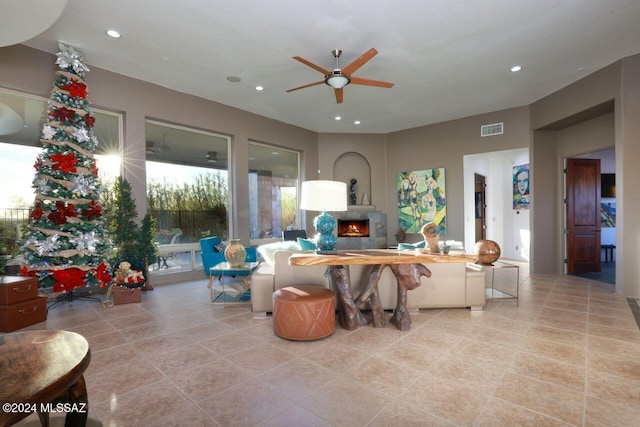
601 173 616 198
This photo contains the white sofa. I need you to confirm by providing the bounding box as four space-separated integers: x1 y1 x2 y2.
250 249 486 316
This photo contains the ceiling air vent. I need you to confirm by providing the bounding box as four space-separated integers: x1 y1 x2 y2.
480 122 504 137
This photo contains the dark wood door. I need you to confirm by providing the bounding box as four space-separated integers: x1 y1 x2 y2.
566 158 601 273
474 174 486 241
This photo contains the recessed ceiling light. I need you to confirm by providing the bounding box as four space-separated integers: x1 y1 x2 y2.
335 116 341 121
255 86 264 91
226 76 241 83
510 65 522 73
354 120 361 125
105 29 121 38
271 151 278 155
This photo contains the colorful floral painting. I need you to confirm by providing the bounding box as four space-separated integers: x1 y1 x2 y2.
397 168 446 234
513 163 530 209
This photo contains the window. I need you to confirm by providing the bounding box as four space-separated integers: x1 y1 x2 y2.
0 89 122 209
0 88 122 264
248 141 300 240
145 120 230 246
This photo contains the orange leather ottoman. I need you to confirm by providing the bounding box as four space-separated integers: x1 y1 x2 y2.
272 286 335 341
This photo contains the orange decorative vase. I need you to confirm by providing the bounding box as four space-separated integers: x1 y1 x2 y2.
224 239 246 267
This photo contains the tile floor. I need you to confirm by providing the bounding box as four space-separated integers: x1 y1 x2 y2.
15 262 640 426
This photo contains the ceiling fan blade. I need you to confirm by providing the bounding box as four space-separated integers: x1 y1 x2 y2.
292 56 331 75
286 80 325 92
350 76 394 88
341 48 378 76
334 88 344 104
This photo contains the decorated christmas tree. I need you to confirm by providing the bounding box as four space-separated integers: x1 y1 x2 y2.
20 43 112 292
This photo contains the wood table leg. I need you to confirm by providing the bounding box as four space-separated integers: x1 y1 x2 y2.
61 375 88 427
37 411 49 427
328 265 370 330
388 263 431 330
355 264 388 327
36 375 89 427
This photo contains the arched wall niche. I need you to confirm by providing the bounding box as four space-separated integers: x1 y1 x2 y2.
333 152 372 206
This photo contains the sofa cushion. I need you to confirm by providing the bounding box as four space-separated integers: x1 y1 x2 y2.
257 241 300 266
254 262 273 275
273 250 329 290
441 240 464 250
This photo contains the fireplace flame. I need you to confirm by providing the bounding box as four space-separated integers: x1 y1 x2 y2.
347 224 361 234
338 218 370 237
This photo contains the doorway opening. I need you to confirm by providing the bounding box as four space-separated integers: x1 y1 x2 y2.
565 147 616 285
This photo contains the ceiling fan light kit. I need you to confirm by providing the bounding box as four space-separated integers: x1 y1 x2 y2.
326 72 350 89
287 47 394 104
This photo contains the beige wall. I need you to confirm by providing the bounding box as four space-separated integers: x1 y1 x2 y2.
317 133 387 207
0 45 319 246
618 54 640 298
385 106 530 242
531 54 640 297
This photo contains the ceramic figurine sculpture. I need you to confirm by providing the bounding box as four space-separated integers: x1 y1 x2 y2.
420 222 440 253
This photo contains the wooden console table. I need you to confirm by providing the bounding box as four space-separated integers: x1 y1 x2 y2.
289 250 477 331
0 330 91 426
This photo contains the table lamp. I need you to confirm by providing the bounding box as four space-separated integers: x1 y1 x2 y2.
300 180 348 254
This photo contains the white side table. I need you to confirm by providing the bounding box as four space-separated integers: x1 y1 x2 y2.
479 260 519 306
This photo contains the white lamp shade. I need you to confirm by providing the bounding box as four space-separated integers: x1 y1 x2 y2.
326 74 350 89
300 180 347 212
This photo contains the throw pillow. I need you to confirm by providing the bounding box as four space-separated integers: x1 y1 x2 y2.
257 241 300 266
297 237 317 251
397 241 426 251
214 242 227 253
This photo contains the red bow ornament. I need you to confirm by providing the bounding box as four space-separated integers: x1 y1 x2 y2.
96 263 112 288
52 106 76 122
49 152 77 174
30 203 44 220
47 201 78 225
61 81 88 99
51 268 86 292
81 201 102 220
84 115 95 128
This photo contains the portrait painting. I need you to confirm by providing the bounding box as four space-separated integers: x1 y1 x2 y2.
397 168 446 234
513 163 530 210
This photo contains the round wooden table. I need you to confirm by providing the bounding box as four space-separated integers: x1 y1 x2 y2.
0 330 91 426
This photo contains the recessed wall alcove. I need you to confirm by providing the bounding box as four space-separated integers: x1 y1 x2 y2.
333 152 372 207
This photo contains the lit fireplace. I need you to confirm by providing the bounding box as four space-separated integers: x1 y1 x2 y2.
337 219 370 237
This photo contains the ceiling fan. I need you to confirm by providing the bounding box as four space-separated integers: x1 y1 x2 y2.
286 48 394 104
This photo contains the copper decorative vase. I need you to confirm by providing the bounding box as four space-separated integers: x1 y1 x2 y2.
473 239 501 265
224 239 246 267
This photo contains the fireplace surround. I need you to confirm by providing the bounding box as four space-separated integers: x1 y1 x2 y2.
337 219 370 237
332 208 387 249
